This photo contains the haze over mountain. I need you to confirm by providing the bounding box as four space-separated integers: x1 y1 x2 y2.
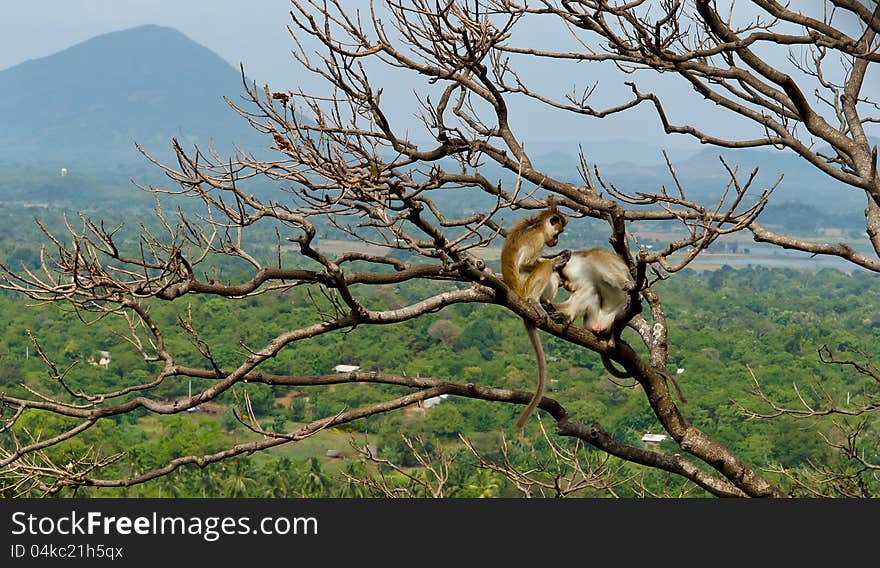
0 24 264 168
0 23 869 222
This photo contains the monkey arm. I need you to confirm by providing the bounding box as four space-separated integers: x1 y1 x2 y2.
541 249 572 263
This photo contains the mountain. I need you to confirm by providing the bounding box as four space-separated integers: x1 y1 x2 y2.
0 24 870 222
526 138 698 168
525 142 873 217
609 145 870 215
0 24 265 168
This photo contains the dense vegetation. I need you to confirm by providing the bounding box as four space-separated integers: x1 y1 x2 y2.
1 196 877 497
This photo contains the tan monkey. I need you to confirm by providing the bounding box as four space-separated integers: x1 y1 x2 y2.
500 206 570 429
555 248 632 334
555 248 686 402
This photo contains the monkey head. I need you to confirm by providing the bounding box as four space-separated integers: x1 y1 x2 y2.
554 257 575 292
543 206 566 246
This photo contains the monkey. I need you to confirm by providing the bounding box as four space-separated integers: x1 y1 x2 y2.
552 247 634 379
500 205 570 430
555 248 633 337
554 248 686 403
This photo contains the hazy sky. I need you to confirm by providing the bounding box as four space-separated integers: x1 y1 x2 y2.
0 1 296 84
1 1 874 157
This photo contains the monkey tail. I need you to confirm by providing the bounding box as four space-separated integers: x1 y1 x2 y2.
516 321 546 430
601 356 688 405
601 354 631 379
663 371 688 404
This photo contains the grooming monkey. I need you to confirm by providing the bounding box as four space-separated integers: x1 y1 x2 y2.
555 248 686 402
555 248 633 338
500 205 570 429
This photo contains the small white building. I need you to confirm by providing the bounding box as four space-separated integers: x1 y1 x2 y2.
421 396 444 409
414 394 449 412
88 351 111 368
641 433 668 445
333 364 361 373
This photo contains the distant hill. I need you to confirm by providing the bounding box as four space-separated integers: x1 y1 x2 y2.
524 142 874 218
0 24 266 168
601 144 871 216
0 24 871 225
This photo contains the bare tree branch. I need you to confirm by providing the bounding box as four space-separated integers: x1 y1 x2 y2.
3 0 877 498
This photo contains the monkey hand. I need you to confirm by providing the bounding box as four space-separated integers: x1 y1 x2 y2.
549 249 572 268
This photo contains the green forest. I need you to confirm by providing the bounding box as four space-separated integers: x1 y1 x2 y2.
2 198 877 498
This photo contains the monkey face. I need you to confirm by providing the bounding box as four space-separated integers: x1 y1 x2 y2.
556 260 577 292
545 215 566 246
555 262 573 290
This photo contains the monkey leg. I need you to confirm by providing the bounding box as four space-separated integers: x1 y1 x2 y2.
541 298 570 324
522 260 557 301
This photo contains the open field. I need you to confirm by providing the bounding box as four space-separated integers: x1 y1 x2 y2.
135 397 379 473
